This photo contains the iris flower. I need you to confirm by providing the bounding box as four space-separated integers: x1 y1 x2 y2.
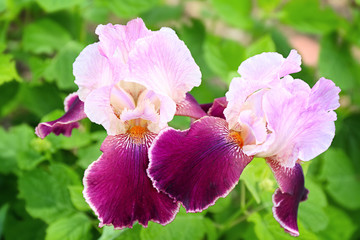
148 50 340 236
36 18 205 228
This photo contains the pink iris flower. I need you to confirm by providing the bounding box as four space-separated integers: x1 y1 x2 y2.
148 50 340 236
35 18 205 228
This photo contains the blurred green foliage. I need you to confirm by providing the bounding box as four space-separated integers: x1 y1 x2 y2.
0 0 360 239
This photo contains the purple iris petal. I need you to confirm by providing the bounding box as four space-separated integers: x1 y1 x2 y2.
83 133 179 229
35 94 87 139
148 116 253 212
200 97 227 118
267 159 309 236
207 97 227 119
175 93 206 119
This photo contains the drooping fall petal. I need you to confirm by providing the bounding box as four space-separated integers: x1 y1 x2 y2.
148 116 253 212
35 93 86 139
267 159 309 237
83 132 179 228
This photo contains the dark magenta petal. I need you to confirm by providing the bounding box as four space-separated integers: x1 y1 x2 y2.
35 93 87 139
200 97 227 119
207 97 227 119
175 93 206 119
83 133 179 229
267 159 309 236
200 103 212 113
148 116 253 212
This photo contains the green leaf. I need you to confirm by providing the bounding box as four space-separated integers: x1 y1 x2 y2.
18 164 78 223
0 52 20 85
320 148 360 209
168 116 191 130
257 0 281 12
105 0 159 19
47 128 93 151
0 125 45 173
140 215 207 240
298 179 329 232
333 114 360 172
280 0 339 34
0 204 9 238
319 34 360 91
22 19 72 54
44 41 84 90
206 195 231 213
210 0 253 30
77 141 102 169
141 5 183 26
241 159 275 204
204 35 245 82
68 185 91 211
18 82 63 117
318 206 356 240
248 212 318 240
45 213 92 240
4 211 46 240
245 35 276 58
100 225 142 240
36 0 83 12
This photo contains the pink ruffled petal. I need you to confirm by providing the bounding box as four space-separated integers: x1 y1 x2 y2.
35 93 86 139
224 77 266 129
148 116 253 212
84 86 125 135
73 43 115 101
95 19 151 64
83 133 179 229
267 159 309 237
309 77 341 112
260 79 339 166
238 49 301 83
127 29 201 103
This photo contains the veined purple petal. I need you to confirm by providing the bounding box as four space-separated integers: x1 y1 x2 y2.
207 97 227 119
83 132 179 229
148 116 253 212
267 159 309 237
175 93 206 119
35 93 87 139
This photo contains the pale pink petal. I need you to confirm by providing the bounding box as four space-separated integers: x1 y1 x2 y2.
309 77 341 112
84 86 125 135
127 30 201 103
258 79 338 167
224 77 266 129
73 43 115 101
95 19 151 64
238 49 301 83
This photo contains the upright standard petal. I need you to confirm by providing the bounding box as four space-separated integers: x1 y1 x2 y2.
267 159 309 236
83 132 179 229
127 29 201 103
35 93 86 139
95 19 151 64
73 43 115 101
238 49 301 83
148 116 253 212
260 80 339 166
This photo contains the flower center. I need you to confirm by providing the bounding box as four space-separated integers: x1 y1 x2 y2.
127 125 148 142
228 131 244 148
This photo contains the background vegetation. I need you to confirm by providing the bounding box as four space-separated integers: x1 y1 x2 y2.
0 0 360 239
